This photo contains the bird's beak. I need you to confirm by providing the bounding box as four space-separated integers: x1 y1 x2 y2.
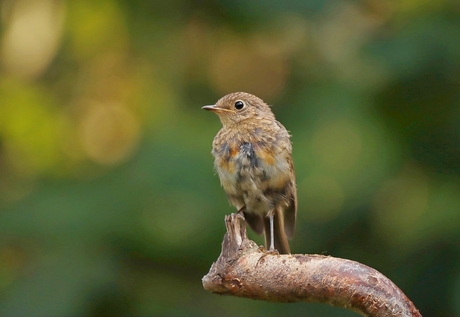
202 105 230 113
201 105 218 111
202 104 231 113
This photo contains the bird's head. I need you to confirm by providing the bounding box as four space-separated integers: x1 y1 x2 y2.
202 92 275 128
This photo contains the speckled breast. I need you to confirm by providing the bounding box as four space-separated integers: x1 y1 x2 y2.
213 140 292 216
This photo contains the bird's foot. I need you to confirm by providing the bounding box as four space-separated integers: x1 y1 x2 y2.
256 246 280 267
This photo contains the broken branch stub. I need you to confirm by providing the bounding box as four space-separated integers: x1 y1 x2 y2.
202 213 421 317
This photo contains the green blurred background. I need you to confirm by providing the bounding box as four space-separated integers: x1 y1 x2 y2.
1 0 459 316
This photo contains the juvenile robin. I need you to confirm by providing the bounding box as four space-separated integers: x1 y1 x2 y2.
202 92 297 254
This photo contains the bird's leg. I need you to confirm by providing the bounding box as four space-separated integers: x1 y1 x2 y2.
236 206 246 220
269 214 275 251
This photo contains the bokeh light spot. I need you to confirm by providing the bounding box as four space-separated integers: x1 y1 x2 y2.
77 102 140 165
1 0 65 79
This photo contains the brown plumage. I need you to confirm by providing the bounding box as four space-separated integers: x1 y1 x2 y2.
202 92 297 254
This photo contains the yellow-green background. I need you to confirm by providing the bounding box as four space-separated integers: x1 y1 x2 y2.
1 0 459 316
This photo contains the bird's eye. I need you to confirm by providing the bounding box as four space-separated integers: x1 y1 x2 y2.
234 100 245 110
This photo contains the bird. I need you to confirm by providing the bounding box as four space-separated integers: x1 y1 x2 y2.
202 92 297 254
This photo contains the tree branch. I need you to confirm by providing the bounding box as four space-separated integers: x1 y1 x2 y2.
202 213 422 317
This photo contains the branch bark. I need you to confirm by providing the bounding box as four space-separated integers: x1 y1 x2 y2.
202 213 421 317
